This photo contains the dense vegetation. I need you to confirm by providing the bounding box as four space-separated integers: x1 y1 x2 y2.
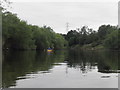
2 11 120 50
2 4 119 51
2 12 67 50
65 25 120 50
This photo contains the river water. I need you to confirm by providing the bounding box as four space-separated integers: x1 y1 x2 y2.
2 50 119 88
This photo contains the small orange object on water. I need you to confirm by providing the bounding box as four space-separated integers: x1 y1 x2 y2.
47 48 53 52
47 50 52 52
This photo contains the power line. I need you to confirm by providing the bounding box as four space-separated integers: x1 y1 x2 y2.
66 22 69 33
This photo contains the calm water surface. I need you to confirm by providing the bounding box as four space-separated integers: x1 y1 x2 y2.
2 50 119 88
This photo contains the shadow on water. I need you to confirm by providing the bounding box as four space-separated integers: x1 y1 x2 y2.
2 50 119 88
2 50 66 88
66 50 119 73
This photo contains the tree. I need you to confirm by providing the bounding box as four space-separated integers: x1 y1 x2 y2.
104 30 120 50
98 25 116 41
2 12 36 50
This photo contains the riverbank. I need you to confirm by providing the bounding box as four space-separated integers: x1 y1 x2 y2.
69 44 120 51
69 44 104 51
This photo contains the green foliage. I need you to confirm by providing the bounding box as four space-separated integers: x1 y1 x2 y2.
2 12 67 50
98 25 116 40
66 30 79 46
65 25 119 50
2 11 119 51
104 30 120 50
53 34 67 49
66 26 99 47
2 12 36 50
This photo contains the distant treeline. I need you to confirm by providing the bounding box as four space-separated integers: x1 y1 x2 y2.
64 25 120 50
2 11 120 50
2 12 67 50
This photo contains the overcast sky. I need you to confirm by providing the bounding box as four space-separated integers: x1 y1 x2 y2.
9 0 118 34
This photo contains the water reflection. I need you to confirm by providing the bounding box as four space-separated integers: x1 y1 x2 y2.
2 50 119 88
66 50 119 73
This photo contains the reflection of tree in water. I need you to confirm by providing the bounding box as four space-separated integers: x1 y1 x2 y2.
2 50 66 88
2 50 119 88
66 50 97 74
66 50 119 74
97 50 119 73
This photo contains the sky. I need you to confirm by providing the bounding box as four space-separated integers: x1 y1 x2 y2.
8 0 119 34
10 0 120 2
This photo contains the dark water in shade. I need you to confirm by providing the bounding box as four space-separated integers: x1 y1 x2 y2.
2 50 119 88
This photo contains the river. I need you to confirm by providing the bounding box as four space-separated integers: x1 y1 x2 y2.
2 50 119 88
